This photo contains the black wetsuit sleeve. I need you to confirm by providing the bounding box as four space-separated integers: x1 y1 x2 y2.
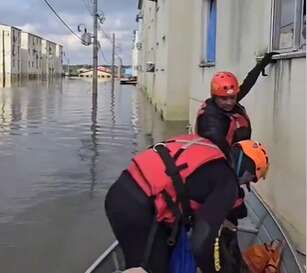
238 62 266 101
238 53 276 101
187 160 238 273
196 111 231 157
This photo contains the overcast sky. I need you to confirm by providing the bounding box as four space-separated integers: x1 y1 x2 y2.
0 0 138 65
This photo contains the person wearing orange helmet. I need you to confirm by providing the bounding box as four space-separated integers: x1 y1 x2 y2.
105 134 269 273
195 52 277 233
195 52 278 158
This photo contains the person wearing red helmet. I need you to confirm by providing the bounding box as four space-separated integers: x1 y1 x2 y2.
105 135 269 273
195 52 278 158
194 53 276 272
195 52 277 227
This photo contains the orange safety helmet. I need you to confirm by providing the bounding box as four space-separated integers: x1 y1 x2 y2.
211 71 240 97
235 140 269 181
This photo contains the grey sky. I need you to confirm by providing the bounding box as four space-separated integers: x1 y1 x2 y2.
0 0 138 64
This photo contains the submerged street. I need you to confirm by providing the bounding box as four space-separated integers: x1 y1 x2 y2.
0 79 187 273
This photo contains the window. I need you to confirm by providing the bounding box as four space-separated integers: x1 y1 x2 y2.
201 0 217 65
273 0 306 52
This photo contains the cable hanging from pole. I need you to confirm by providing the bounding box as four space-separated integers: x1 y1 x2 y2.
81 0 93 15
41 0 83 41
100 27 123 60
99 48 111 65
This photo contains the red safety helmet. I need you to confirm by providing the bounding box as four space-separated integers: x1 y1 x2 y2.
210 71 240 97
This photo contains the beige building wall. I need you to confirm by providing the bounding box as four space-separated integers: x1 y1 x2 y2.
1 24 62 84
132 30 139 77
42 40 57 79
0 25 21 86
10 27 21 80
138 0 193 120
164 0 193 120
140 1 156 101
136 11 145 89
55 44 63 76
188 0 305 252
21 32 43 79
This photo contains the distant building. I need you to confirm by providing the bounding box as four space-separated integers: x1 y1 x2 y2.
21 32 43 79
0 24 63 86
55 44 63 76
42 39 57 79
79 67 112 79
0 24 22 86
131 29 140 77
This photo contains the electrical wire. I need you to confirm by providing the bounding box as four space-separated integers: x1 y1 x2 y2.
41 0 83 41
101 27 111 40
99 48 111 65
81 0 93 15
100 27 123 60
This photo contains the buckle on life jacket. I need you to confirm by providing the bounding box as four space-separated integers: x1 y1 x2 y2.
152 142 167 152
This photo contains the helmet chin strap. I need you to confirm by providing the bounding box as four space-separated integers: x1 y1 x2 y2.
236 150 244 176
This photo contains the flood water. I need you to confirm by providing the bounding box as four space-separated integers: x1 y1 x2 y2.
0 79 187 273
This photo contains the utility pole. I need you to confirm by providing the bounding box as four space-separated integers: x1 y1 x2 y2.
117 56 123 79
111 33 115 91
67 57 70 77
2 30 6 88
92 0 98 96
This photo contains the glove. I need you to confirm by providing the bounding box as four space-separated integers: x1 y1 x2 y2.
238 171 256 185
260 52 279 66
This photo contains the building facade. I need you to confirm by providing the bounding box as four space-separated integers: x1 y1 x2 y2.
55 44 63 76
137 0 306 253
42 39 57 79
0 24 21 86
137 0 194 121
0 24 63 85
79 66 112 79
131 30 140 77
21 32 43 79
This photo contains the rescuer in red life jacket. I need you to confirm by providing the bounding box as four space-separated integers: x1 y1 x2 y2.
105 135 269 273
195 52 277 225
195 52 278 158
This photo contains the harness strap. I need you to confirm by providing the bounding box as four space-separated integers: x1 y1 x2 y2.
153 144 192 225
141 215 159 271
162 190 183 246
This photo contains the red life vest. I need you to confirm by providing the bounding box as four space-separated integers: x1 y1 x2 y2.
127 134 225 224
195 101 250 145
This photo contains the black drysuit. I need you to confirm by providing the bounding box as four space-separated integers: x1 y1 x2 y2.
105 159 238 273
196 54 276 158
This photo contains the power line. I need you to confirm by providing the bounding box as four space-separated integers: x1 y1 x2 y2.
41 0 83 41
81 0 92 15
99 48 111 65
100 28 123 59
101 27 112 40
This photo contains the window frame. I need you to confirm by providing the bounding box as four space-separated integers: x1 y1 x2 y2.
271 0 306 54
199 0 217 67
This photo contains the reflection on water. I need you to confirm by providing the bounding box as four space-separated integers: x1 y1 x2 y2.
0 79 187 273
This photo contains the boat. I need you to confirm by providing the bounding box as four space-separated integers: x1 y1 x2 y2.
84 188 305 273
120 76 137 85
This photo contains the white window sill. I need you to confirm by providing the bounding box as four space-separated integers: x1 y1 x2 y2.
199 62 215 68
256 50 306 61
